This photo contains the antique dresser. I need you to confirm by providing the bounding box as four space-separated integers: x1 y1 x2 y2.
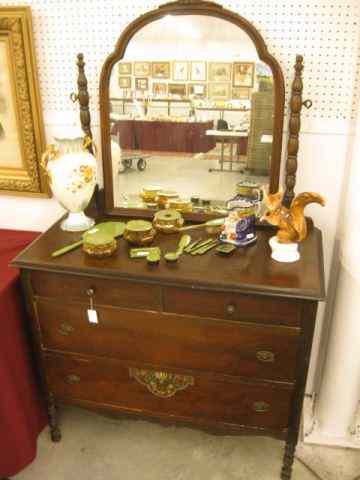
14 1 326 478
13 223 324 480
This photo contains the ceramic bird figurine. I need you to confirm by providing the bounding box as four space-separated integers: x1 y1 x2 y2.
262 189 325 243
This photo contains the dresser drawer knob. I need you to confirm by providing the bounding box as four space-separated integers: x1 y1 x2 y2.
66 374 80 385
226 303 236 315
58 322 74 336
253 401 270 413
256 350 275 363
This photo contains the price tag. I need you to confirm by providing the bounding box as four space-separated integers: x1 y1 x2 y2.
87 309 98 324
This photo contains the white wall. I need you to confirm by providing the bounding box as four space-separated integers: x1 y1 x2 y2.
1 0 359 394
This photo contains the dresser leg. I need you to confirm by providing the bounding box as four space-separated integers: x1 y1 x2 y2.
281 438 296 480
47 393 61 442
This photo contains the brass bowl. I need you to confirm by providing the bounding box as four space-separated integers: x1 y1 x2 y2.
124 220 156 246
83 231 117 258
168 198 193 213
153 209 184 234
156 190 179 209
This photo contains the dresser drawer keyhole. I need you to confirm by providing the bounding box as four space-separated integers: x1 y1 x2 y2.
256 351 275 363
66 374 80 385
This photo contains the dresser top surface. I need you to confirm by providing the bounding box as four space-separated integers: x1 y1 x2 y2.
12 219 325 301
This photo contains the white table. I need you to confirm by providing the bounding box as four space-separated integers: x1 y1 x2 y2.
206 129 248 173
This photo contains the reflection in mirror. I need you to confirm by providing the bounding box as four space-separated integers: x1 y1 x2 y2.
109 15 274 213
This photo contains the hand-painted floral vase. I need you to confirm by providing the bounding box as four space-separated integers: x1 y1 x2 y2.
41 136 97 232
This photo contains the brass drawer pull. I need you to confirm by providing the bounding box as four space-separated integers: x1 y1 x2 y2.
66 374 80 385
226 303 236 315
253 401 270 413
129 367 194 398
58 322 74 336
256 350 275 363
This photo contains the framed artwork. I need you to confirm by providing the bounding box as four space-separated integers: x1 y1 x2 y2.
190 61 206 81
118 62 132 75
152 62 170 79
208 83 231 99
0 7 48 196
173 61 188 81
168 83 187 97
118 76 131 88
135 78 149 91
232 87 251 99
233 62 254 88
209 63 232 82
188 83 207 98
152 82 167 97
134 62 151 76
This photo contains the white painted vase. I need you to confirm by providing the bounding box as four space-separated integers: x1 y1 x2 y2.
42 137 97 232
269 235 300 263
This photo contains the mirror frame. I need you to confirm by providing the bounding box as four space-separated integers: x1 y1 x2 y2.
99 0 285 220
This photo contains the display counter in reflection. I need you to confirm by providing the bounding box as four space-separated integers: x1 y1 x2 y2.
111 119 216 153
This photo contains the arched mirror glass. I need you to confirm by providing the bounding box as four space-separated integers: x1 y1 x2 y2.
101 3 284 219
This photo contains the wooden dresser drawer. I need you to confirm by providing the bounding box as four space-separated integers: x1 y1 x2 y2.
163 287 301 326
44 353 293 432
31 271 161 311
36 299 300 382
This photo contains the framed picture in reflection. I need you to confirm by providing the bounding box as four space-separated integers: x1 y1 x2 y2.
118 62 132 75
208 83 231 99
233 62 254 88
190 61 206 81
135 78 149 91
152 62 170 79
152 82 168 97
173 61 188 81
168 83 187 97
118 76 131 88
209 63 232 82
232 87 251 99
134 62 151 76
188 83 207 98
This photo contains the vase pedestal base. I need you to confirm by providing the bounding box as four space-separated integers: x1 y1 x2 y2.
61 212 95 232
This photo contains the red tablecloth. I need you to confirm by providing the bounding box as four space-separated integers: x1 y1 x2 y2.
0 229 47 477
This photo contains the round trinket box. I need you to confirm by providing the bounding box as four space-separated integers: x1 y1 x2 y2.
83 231 117 258
140 185 161 203
156 190 179 209
153 209 184 234
168 198 193 213
235 180 262 201
124 220 156 246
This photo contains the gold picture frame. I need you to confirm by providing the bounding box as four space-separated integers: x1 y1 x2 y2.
135 77 149 91
168 83 187 97
134 62 151 76
233 62 254 88
209 62 232 82
152 62 170 79
188 83 207 98
190 61 206 81
118 62 132 75
118 76 131 88
173 61 188 81
152 82 167 97
0 7 48 196
208 83 231 99
232 87 251 99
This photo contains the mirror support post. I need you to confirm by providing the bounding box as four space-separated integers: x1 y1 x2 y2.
70 53 93 153
283 55 304 208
